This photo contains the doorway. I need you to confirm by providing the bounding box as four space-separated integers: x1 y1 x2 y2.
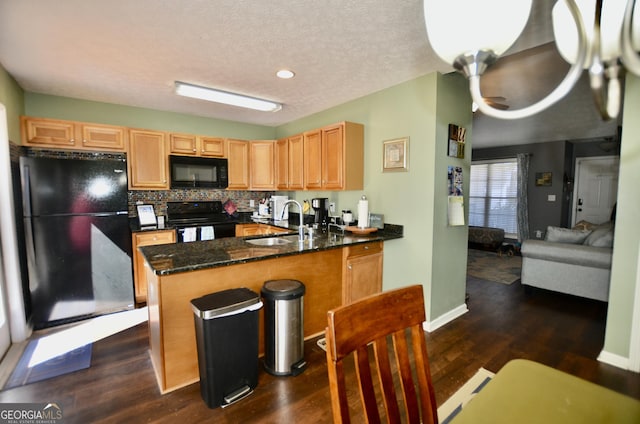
571 156 620 226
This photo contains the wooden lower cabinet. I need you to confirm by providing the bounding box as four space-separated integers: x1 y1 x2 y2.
146 248 344 393
132 230 176 303
342 241 383 304
144 239 385 393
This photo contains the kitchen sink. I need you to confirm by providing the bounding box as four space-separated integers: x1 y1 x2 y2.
246 235 297 246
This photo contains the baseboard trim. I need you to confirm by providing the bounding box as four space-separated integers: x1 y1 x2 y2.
424 304 468 333
598 350 631 371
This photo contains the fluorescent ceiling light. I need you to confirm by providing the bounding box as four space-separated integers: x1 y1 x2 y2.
175 81 282 112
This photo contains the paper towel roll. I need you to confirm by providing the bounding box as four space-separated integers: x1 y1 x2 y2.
357 196 369 228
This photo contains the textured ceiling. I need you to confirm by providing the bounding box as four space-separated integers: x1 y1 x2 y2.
0 0 618 147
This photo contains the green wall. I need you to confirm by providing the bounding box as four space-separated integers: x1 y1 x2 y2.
24 92 275 140
604 74 640 360
431 73 473 320
0 65 25 142
276 72 472 322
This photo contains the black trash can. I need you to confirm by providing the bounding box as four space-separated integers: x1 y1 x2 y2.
261 279 306 376
191 287 262 408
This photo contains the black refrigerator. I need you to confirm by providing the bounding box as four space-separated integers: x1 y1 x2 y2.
20 156 134 329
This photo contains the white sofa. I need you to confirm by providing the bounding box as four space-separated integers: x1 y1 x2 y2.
520 224 614 302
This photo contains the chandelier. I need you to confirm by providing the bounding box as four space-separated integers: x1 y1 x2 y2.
423 0 639 120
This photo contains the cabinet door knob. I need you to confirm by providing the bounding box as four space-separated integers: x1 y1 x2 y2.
364 246 369 250
69 139 75 144
348 265 352 270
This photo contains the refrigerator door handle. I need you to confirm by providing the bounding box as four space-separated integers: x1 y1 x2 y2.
23 217 39 290
21 164 33 218
21 165 40 290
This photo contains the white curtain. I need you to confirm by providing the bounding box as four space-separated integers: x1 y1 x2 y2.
516 153 530 242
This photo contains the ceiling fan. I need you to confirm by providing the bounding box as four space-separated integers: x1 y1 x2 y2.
473 96 509 112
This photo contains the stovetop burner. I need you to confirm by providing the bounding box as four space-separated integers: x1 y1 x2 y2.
166 201 232 225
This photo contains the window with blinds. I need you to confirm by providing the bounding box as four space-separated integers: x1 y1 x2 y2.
469 159 518 238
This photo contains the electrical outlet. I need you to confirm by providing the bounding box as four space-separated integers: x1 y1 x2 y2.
249 199 255 207
329 202 336 213
535 230 542 238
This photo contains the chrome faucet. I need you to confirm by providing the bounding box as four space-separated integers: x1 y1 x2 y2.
282 200 305 243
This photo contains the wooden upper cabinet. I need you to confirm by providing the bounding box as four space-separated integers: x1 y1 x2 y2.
303 122 363 190
80 123 127 151
200 137 225 157
170 133 225 157
21 116 127 152
276 134 305 190
22 117 76 148
304 129 323 189
322 124 345 190
276 138 289 189
288 134 305 190
227 138 250 190
169 133 198 155
128 129 169 190
250 140 276 190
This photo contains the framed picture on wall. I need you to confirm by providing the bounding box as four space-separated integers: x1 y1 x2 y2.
383 137 409 172
535 172 553 186
448 123 466 158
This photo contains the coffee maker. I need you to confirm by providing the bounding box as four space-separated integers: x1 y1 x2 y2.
311 198 329 228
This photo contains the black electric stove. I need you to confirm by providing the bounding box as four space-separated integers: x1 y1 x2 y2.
166 201 237 242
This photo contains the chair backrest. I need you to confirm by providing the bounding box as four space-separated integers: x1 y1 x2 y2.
325 285 438 424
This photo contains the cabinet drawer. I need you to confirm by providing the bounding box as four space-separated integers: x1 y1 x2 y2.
135 230 176 246
344 241 382 258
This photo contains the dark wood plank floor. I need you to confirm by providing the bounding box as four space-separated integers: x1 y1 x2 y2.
1 277 638 423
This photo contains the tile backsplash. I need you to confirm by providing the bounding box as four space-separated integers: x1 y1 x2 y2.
129 189 273 217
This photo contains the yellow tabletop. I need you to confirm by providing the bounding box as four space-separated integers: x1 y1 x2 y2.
451 359 640 424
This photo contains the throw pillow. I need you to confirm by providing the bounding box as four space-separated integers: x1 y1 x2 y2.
545 226 592 244
584 227 614 248
572 220 595 231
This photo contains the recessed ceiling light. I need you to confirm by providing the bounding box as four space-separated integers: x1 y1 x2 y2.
174 81 282 112
276 69 295 79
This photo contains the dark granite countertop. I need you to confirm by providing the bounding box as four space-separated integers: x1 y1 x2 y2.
139 223 403 276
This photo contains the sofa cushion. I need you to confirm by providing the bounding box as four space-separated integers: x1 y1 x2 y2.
545 226 592 244
583 227 614 248
521 239 612 269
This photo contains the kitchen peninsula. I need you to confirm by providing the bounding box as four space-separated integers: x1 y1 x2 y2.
139 223 402 393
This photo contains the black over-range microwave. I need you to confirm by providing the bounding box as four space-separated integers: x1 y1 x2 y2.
169 155 229 189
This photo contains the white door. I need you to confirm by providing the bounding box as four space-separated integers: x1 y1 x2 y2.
572 156 620 226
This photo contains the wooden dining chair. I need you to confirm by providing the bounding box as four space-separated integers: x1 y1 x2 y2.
325 284 438 424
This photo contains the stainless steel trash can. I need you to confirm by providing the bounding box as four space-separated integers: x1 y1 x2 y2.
261 279 306 376
191 287 262 408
